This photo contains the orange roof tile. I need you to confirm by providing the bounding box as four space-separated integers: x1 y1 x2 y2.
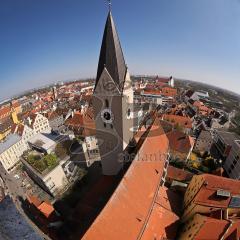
37 202 54 218
82 118 170 240
194 174 240 208
167 166 194 182
27 195 42 208
162 114 192 129
194 214 230 240
166 130 195 153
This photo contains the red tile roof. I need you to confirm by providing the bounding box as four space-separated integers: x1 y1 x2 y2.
161 87 177 97
162 114 192 129
192 174 240 209
82 108 96 137
82 118 171 240
37 202 54 218
0 106 10 118
167 130 195 154
167 166 194 182
27 195 42 208
194 214 230 240
65 111 83 127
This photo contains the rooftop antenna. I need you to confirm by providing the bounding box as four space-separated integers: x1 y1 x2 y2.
107 0 111 11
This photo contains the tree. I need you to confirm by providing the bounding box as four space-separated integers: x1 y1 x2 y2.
34 160 47 172
43 154 58 167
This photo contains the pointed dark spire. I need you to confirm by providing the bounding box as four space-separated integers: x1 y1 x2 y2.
96 11 127 90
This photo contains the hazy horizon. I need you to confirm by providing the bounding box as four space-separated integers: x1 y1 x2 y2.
1 0 240 101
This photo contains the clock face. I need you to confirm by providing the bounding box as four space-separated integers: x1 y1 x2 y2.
101 109 114 123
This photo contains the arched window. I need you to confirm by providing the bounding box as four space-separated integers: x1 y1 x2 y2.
105 99 109 108
127 108 131 117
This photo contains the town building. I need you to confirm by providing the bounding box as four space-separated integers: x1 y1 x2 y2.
82 136 100 167
182 174 240 222
0 110 21 141
222 133 240 179
28 133 57 154
12 123 35 143
22 157 69 197
213 130 239 160
166 165 194 186
0 134 26 172
46 111 64 132
162 114 193 134
194 130 213 155
179 213 240 240
26 113 51 134
166 130 195 162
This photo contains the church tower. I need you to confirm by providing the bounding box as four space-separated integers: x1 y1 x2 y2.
93 10 134 176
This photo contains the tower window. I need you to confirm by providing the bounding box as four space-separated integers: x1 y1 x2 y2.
104 123 106 128
127 108 131 117
105 99 109 108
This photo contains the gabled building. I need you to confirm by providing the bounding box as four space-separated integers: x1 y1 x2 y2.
166 130 195 162
162 114 193 134
182 174 240 222
26 113 51 134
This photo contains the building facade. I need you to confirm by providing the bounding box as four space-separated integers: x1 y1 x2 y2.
0 134 26 172
93 11 134 175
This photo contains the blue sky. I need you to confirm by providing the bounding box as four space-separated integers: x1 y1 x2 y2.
1 0 240 100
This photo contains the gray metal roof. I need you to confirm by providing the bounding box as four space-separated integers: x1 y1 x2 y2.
0 196 42 240
95 11 127 91
0 134 21 155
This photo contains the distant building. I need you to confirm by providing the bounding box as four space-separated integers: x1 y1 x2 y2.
0 110 21 141
156 76 175 88
191 90 209 101
52 86 58 100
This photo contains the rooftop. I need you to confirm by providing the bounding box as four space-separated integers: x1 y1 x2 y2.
82 118 172 240
0 134 21 154
0 196 42 240
190 174 240 209
28 133 56 151
216 130 240 147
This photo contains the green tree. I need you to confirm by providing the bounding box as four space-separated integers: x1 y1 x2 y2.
43 154 58 167
34 160 47 172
